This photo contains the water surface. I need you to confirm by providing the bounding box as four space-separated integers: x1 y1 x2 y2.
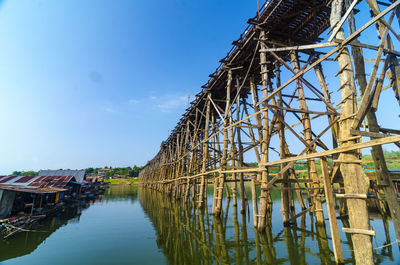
0 185 399 264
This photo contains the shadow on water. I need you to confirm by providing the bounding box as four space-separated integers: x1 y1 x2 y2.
139 186 400 265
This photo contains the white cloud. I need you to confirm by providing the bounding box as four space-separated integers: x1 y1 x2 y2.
128 99 139 104
104 107 116 113
157 95 188 113
149 96 157 100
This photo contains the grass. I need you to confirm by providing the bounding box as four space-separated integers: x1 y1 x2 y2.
104 178 139 185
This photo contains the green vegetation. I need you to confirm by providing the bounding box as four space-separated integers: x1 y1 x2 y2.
362 150 400 169
244 149 400 175
85 165 143 178
9 165 144 178
104 178 139 185
11 171 39 176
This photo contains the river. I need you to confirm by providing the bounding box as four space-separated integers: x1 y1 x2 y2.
0 185 398 264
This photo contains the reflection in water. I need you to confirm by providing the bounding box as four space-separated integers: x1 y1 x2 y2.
0 186 398 264
139 187 399 265
0 201 91 262
103 184 138 202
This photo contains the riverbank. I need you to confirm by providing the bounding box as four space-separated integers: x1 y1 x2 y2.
103 178 139 185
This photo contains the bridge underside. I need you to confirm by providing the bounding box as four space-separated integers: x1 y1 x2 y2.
140 1 400 264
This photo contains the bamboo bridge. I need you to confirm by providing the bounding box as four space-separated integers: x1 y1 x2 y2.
139 1 400 264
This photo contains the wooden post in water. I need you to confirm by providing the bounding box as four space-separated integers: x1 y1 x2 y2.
321 157 344 263
236 93 246 214
354 0 400 246
290 51 324 225
212 70 232 216
198 98 210 209
250 76 261 227
257 30 271 232
331 1 373 264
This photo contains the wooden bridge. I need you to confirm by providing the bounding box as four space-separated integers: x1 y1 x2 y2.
139 1 400 264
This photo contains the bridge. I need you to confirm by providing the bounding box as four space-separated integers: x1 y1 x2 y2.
139 1 400 264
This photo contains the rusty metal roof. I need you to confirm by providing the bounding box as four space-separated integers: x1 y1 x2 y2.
30 175 74 189
0 175 75 194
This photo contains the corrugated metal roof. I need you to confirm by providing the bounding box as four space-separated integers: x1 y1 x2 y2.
0 175 41 186
0 175 75 194
0 185 66 194
39 170 86 182
30 176 74 189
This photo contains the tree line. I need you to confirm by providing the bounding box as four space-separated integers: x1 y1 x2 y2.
11 165 144 178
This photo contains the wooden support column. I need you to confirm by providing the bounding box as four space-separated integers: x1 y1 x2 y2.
314 63 339 150
291 51 324 225
211 119 220 211
192 111 200 202
362 0 400 245
184 122 192 203
273 61 290 225
236 92 246 214
331 1 374 264
212 70 232 216
229 113 238 207
198 98 211 208
173 133 181 199
366 0 400 107
257 30 271 232
249 76 260 227
321 157 344 264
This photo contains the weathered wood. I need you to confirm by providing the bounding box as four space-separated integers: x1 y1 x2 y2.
256 0 400 107
198 98 211 208
139 2 400 262
291 51 324 225
342 228 376 236
335 194 367 199
257 30 271 232
349 0 400 246
260 135 400 167
350 11 394 130
236 94 247 214
350 129 391 138
260 42 337 53
321 157 344 264
331 1 374 264
328 0 359 42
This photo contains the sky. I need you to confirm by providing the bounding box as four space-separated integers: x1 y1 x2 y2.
0 0 261 174
0 1 398 174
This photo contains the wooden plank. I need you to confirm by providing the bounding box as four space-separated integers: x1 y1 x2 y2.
350 129 390 138
261 135 400 167
286 207 313 223
351 11 395 130
335 193 367 199
260 42 337 53
256 0 400 108
342 228 376 236
321 158 344 264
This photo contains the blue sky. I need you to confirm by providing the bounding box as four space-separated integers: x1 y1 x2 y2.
0 1 398 174
0 0 260 174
